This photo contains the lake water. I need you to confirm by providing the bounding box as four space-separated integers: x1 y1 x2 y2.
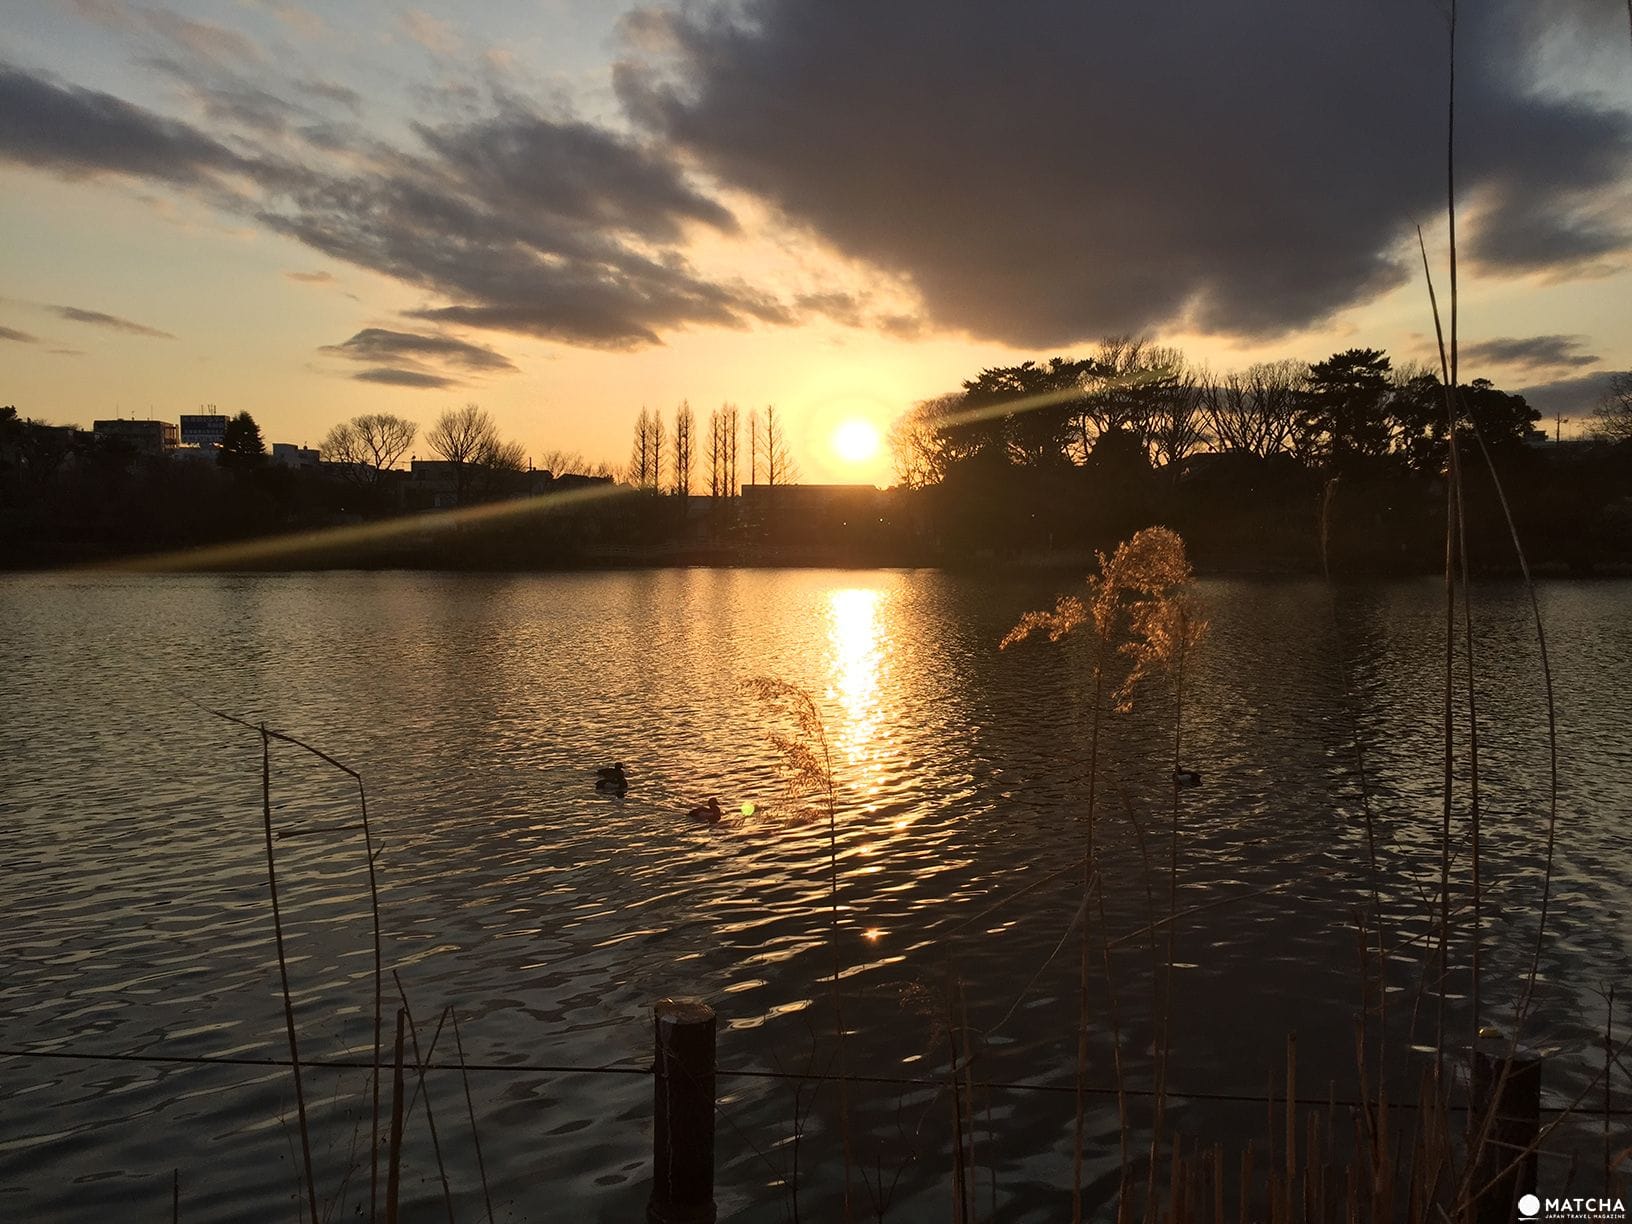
1 568 1628 1221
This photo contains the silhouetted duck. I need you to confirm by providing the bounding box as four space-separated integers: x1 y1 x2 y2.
1173 769 1201 788
688 797 724 824
595 763 627 795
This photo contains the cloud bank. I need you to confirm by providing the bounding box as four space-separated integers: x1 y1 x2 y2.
4 0 1630 357
615 0 1632 344
55 304 175 338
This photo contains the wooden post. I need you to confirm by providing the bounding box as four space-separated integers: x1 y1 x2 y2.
649 998 717 1224
1470 1038 1541 1224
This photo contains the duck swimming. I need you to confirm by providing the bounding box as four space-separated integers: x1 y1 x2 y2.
1173 768 1201 787
596 763 628 795
688 797 724 824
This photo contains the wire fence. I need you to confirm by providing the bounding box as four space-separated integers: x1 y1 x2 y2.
6 1042 1629 1116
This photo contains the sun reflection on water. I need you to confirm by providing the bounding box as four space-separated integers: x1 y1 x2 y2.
826 587 886 761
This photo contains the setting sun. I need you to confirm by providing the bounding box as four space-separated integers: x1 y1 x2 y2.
832 419 882 466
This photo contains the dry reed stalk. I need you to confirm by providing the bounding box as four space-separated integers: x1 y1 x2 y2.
1150 606 1200 1221
958 975 979 1224
260 725 321 1224
449 1008 494 1224
1607 987 1617 1194
386 1008 405 1224
1077 652 1106 1224
1320 481 1400 1110
1094 882 1132 1178
748 677 854 1220
945 968 970 1224
404 1006 451 1121
1469 1030 1632 1215
193 702 385 1223
1168 1134 1181 1223
392 975 455 1223
1238 1141 1253 1224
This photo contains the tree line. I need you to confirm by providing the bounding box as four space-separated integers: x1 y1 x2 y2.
889 339 1568 486
884 340 1632 572
627 402 798 495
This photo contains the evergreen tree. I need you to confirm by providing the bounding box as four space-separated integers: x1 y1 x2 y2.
218 411 266 469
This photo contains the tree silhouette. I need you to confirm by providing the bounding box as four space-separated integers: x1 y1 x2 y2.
219 411 266 469
535 448 588 477
1201 361 1304 459
1589 372 1632 443
889 393 961 489
706 407 724 498
426 403 520 504
673 401 694 496
763 405 797 486
630 407 659 488
722 404 739 496
320 413 416 487
1145 362 1208 475
1298 348 1395 474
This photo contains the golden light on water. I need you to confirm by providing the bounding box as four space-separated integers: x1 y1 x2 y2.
827 587 885 763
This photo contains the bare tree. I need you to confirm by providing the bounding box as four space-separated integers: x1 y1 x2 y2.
747 409 759 487
723 404 739 496
1589 371 1632 442
706 407 725 498
1147 368 1209 474
673 401 694 496
320 413 417 487
1199 360 1304 458
763 405 798 487
427 403 508 504
651 407 665 491
888 393 960 488
535 448 587 477
1082 335 1151 443
630 408 658 488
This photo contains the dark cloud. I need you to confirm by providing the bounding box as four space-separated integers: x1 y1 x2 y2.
322 327 517 372
0 62 245 185
1517 371 1624 416
300 78 362 113
792 290 925 337
353 367 458 389
285 270 335 284
1462 334 1599 372
70 1 264 66
0 58 782 349
413 109 736 242
0 325 39 344
255 139 786 347
184 74 300 135
795 292 863 328
616 0 1632 345
55 305 175 338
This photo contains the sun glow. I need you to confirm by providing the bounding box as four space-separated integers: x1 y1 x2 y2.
831 418 881 466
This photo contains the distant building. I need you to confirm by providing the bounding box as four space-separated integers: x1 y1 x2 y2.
179 413 228 447
171 442 221 463
740 482 885 519
93 419 178 455
739 482 891 547
271 443 320 469
409 459 461 508
552 473 615 494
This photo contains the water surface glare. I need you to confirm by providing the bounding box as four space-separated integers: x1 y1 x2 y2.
1 569 1628 1221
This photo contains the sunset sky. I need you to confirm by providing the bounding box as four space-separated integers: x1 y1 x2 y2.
2 0 1629 483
